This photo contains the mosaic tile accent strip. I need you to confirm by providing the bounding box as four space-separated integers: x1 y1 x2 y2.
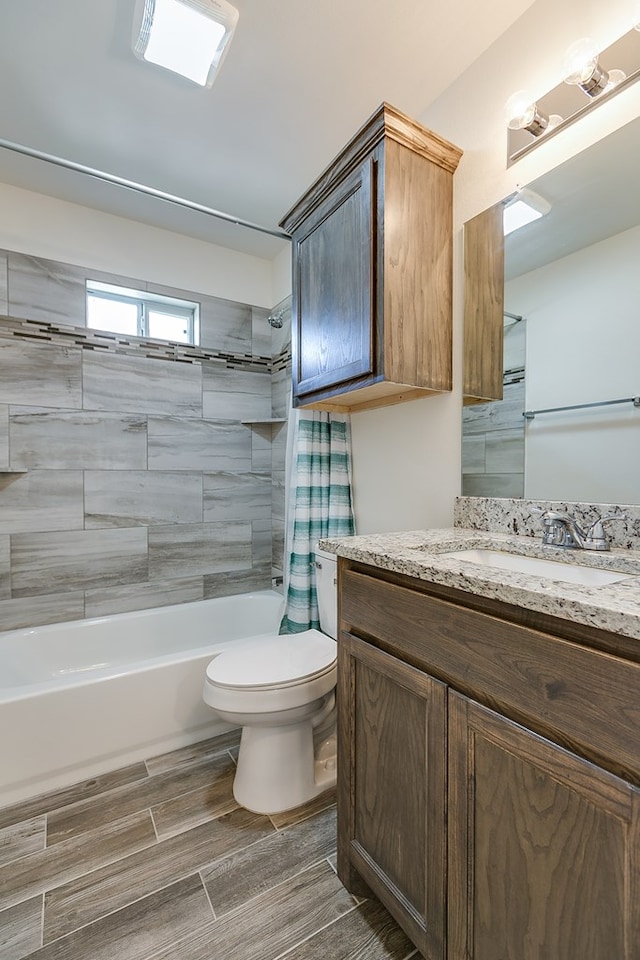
0 316 271 372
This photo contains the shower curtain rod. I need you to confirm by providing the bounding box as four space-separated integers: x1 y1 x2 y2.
0 137 291 242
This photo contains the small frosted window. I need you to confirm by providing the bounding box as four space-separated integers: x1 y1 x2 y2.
86 281 198 344
87 294 139 337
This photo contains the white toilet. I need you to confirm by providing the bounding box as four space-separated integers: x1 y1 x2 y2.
202 546 338 815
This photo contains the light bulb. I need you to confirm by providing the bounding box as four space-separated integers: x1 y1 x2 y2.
505 90 549 136
563 37 609 96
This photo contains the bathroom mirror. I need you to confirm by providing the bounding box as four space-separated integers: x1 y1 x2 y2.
462 113 640 505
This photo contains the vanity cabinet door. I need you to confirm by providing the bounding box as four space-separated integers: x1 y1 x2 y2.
448 692 640 960
337 632 447 960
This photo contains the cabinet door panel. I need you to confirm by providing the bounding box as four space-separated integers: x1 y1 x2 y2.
293 159 375 398
337 632 446 959
449 692 640 960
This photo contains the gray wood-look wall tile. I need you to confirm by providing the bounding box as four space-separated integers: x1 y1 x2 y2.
147 417 251 471
148 521 251 580
0 471 84 535
0 895 43 960
252 306 271 357
0 535 9 600
84 577 203 619
252 518 273 569
145 730 241 777
462 473 524 498
270 306 291 358
271 368 291 417
202 366 271 420
0 810 156 913
251 424 273 471
0 763 149 833
462 435 486 474
151 861 356 960
44 807 273 945
82 352 202 417
203 565 272 599
0 404 8 468
37 874 212 960
0 256 8 314
7 254 87 327
9 409 147 470
283 898 415 960
199 297 252 353
485 427 525 474
47 756 230 846
150 753 238 839
0 592 85 631
272 470 285 522
271 422 287 472
11 528 148 597
203 471 271 522
0 340 82 408
272 518 285 574
0 815 46 868
84 471 203 528
201 805 336 917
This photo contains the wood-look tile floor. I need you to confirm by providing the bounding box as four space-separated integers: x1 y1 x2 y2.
0 730 419 960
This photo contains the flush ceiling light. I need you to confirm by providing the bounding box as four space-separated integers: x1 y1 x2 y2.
133 0 239 87
503 189 551 236
563 37 626 97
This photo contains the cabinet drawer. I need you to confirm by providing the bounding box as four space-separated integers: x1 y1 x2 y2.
340 568 640 781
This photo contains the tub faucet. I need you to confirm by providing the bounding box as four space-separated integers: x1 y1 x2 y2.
536 509 626 551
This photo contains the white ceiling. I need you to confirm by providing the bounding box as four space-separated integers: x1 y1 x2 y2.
0 0 534 260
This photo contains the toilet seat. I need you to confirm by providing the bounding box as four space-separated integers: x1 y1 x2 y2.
206 630 336 692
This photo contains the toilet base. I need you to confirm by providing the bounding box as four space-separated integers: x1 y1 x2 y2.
233 717 336 815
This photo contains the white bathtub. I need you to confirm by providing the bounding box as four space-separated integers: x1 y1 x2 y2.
0 591 284 807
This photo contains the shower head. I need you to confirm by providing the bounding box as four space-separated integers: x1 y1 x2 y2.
267 309 285 328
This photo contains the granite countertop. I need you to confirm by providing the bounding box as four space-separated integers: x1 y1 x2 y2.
318 528 640 641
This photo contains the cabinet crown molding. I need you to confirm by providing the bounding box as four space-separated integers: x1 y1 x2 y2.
280 101 462 234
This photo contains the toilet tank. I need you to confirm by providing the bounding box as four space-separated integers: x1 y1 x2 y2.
314 546 337 640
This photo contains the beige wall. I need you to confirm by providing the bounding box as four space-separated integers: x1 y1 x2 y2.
0 181 277 308
350 0 640 534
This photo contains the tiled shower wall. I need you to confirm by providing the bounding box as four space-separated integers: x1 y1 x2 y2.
0 250 292 631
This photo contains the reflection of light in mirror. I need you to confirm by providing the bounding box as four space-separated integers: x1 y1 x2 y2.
503 189 551 236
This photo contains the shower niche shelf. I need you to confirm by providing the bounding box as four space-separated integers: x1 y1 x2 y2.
240 418 287 425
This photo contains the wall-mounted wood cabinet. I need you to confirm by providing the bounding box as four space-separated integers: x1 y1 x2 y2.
280 104 462 413
338 561 640 959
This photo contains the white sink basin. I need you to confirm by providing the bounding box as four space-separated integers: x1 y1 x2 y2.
437 549 632 586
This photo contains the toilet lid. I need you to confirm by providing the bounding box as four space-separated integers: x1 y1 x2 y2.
206 630 337 690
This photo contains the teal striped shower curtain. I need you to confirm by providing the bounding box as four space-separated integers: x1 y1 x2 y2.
280 411 355 634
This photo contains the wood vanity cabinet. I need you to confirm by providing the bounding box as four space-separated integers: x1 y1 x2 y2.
337 560 640 959
279 103 462 413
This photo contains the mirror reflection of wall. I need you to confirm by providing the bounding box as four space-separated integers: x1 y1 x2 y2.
462 114 640 506
462 317 525 498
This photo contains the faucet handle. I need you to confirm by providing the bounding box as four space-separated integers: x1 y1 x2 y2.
586 512 626 541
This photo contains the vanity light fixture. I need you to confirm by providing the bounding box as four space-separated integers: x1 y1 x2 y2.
132 0 239 87
506 22 640 164
563 37 626 97
503 189 551 236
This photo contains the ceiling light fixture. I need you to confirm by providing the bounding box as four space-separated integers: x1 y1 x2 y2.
503 189 551 236
133 0 239 88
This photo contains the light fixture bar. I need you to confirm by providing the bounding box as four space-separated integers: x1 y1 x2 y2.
0 136 290 240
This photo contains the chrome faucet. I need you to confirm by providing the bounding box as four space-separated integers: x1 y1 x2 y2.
537 509 626 551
